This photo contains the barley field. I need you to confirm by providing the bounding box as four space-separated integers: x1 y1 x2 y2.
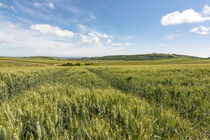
0 63 209 139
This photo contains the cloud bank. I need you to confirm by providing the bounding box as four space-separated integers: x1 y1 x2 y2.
0 22 130 56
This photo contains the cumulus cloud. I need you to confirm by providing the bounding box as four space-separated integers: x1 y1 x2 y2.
30 24 74 38
80 33 100 44
78 24 114 45
161 5 210 26
78 24 132 47
190 26 210 35
161 9 210 26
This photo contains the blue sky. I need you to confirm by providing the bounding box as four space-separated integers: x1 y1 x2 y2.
0 0 210 57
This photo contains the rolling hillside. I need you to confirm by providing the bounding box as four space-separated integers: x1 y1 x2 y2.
0 54 209 67
82 53 200 61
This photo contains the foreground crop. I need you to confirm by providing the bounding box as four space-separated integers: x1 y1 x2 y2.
0 65 209 139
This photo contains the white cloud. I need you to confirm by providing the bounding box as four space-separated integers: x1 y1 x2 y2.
203 5 210 16
78 24 114 45
48 3 54 9
106 39 112 44
161 8 210 26
79 24 112 39
164 34 181 40
78 25 131 47
190 26 210 35
30 24 74 38
93 32 112 39
33 2 54 9
78 24 132 47
112 43 133 46
0 22 127 57
80 33 100 44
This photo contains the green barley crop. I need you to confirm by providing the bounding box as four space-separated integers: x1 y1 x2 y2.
0 65 209 139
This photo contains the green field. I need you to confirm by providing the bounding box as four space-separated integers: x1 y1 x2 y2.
1 56 210 67
0 57 209 139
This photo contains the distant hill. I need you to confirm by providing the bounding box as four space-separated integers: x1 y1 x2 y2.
81 53 199 61
25 56 67 60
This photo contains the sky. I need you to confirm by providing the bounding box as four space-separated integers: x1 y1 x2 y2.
0 0 210 57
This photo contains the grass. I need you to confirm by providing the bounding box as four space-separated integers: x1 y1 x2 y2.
96 58 210 65
0 57 67 66
0 60 45 67
0 60 209 139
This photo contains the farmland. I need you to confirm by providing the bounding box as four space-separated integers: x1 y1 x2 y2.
1 56 210 67
0 57 209 139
